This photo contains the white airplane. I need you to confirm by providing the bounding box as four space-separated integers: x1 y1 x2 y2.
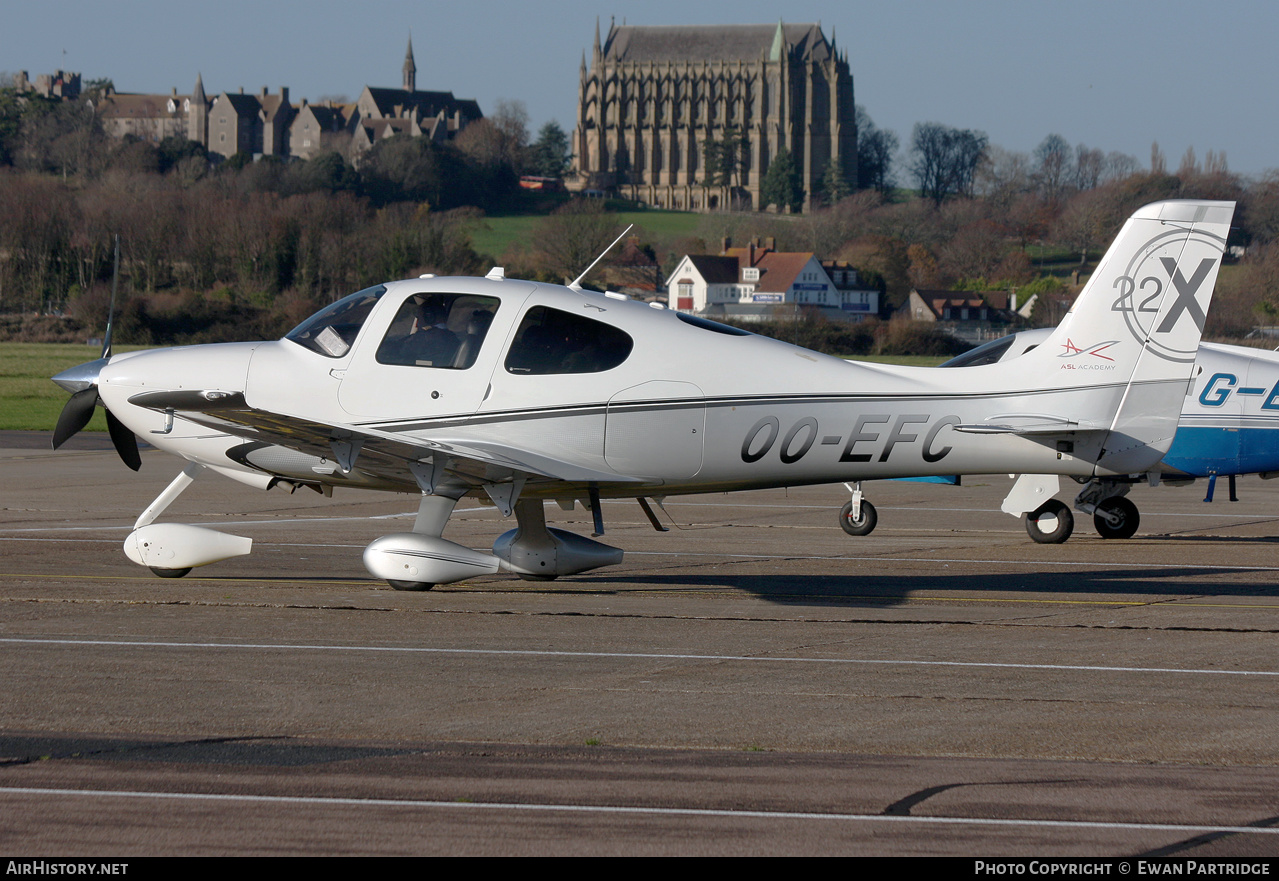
930 328 1279 543
50 199 1233 589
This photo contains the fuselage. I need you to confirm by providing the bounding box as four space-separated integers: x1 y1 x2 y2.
96 275 1188 499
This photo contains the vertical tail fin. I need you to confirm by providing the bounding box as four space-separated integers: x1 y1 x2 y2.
1021 200 1234 472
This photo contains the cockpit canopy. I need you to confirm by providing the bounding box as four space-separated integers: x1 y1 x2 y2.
285 281 637 376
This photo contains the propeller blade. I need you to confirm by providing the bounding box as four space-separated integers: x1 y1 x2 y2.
52 388 99 450
105 407 142 472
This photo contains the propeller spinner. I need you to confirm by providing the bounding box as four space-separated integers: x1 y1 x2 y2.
50 357 142 471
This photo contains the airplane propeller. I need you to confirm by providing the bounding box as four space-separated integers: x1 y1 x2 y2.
50 236 142 471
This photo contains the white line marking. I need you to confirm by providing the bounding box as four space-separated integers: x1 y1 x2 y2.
0 786 1275 835
2 637 1273 677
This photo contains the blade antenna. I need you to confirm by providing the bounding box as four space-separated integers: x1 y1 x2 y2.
568 224 633 291
102 234 120 360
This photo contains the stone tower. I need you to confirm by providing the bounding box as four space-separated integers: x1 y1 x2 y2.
573 20 856 212
403 36 417 92
189 72 209 147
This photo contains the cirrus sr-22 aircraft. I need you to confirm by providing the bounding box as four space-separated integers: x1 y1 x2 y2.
50 199 1233 589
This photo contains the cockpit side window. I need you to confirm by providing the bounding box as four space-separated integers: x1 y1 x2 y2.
376 293 501 369
285 285 386 358
504 306 633 375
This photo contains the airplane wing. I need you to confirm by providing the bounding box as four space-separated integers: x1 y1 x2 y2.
126 390 642 499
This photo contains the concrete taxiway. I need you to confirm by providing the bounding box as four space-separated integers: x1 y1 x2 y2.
2 432 1278 855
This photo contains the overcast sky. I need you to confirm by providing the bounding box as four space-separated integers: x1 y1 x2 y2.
5 0 1276 176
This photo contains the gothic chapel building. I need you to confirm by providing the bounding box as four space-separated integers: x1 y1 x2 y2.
574 20 856 212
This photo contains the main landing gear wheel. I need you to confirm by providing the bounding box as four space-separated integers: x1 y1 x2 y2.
838 500 878 536
1093 497 1139 540
387 580 436 591
149 566 192 579
1023 499 1074 544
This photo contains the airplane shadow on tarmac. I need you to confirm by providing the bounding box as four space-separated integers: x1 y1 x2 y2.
573 566 1279 609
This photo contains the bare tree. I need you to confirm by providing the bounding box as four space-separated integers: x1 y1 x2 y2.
855 106 897 193
530 199 624 284
1150 141 1167 174
1074 145 1105 191
909 122 988 206
1178 146 1199 177
1033 134 1073 202
975 146 1031 206
1102 151 1140 183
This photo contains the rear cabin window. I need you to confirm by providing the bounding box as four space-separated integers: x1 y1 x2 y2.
504 306 633 374
376 293 500 369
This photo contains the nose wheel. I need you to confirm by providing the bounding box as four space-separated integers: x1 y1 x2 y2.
387 579 436 591
838 500 877 536
837 483 878 536
148 566 193 579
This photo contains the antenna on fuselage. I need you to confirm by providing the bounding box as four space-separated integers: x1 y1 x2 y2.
568 224 633 292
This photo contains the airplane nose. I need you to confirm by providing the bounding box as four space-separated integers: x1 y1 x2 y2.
52 356 110 394
50 354 142 469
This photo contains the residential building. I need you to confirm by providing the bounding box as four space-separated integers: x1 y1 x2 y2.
900 289 1021 344
666 237 877 322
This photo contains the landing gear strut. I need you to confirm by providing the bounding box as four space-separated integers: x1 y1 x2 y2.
837 482 878 536
123 463 253 577
1076 478 1140 539
1006 474 1143 543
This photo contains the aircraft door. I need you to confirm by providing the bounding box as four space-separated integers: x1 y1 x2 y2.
605 381 706 479
338 289 526 422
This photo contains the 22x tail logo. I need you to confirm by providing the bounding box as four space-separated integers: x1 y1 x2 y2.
1109 227 1224 363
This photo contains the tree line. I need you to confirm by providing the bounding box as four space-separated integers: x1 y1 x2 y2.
5 71 1279 347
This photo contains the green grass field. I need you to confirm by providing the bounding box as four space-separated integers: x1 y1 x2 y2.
848 355 949 367
0 343 145 432
469 210 704 260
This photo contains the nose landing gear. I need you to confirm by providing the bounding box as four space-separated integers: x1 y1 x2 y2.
837 482 878 536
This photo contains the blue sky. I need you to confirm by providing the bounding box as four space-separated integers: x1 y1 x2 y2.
5 0 1276 176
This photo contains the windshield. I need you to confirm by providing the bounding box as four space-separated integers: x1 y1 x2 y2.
285 285 387 358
